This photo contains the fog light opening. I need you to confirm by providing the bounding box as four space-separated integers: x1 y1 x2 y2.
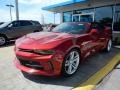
48 61 54 70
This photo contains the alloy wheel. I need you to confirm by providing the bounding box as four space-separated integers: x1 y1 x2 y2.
0 36 6 45
107 39 112 52
64 50 80 75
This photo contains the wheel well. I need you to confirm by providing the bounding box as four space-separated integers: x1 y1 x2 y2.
70 47 82 61
68 47 81 58
0 34 8 40
64 47 81 60
71 47 81 53
33 30 39 32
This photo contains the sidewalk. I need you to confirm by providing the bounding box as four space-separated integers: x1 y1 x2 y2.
95 45 120 90
95 64 120 90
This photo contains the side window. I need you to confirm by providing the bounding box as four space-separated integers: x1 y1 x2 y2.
73 24 86 34
97 23 105 31
32 21 40 25
8 23 13 28
91 22 105 31
20 21 32 26
9 21 19 27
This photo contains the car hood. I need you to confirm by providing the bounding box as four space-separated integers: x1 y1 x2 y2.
16 32 73 50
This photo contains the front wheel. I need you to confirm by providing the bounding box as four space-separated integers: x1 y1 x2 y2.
0 36 6 46
61 49 80 77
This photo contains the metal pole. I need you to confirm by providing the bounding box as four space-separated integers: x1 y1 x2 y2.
54 12 55 24
10 6 12 21
15 0 19 20
6 5 14 21
93 8 96 22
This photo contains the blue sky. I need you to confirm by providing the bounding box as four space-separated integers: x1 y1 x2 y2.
0 0 70 24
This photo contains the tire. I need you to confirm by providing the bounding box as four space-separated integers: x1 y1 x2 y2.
0 35 6 46
34 30 39 32
104 39 112 52
61 49 80 77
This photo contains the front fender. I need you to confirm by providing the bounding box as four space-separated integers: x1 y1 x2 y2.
54 38 81 58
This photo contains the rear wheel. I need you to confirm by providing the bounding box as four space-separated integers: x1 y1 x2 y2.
0 36 6 46
105 39 112 52
62 49 80 77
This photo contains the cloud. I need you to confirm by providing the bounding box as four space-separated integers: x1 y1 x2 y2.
19 0 70 6
19 9 42 21
17 0 65 24
0 5 59 24
19 9 60 24
18 0 42 4
0 0 66 23
0 9 16 22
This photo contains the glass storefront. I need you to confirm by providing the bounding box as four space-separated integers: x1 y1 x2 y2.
73 8 94 14
63 11 72 22
95 6 113 27
63 4 120 31
72 8 94 22
80 14 93 22
114 5 120 31
73 15 79 22
72 13 94 22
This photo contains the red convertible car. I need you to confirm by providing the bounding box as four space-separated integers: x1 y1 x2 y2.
14 22 112 76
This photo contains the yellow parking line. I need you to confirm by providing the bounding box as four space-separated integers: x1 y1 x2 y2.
73 53 120 90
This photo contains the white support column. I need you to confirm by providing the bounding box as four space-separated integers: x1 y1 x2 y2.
15 0 19 20
93 8 96 22
60 12 63 23
112 5 116 31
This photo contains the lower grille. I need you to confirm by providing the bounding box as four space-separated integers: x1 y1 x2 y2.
18 58 43 70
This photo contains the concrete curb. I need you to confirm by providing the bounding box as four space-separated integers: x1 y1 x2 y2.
73 53 120 90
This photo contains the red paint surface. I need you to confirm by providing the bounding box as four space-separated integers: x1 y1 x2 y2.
14 22 112 76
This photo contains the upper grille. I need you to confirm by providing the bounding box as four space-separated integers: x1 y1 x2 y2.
18 48 34 53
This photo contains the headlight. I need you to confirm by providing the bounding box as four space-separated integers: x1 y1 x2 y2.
33 50 54 55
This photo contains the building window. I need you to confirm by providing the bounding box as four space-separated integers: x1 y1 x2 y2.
63 11 72 22
72 8 94 22
95 6 113 27
114 5 120 31
73 8 94 14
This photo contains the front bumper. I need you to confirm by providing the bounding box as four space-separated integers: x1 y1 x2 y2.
14 59 56 76
14 51 64 76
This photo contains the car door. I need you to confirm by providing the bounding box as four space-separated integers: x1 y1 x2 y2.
97 24 108 49
5 21 21 38
75 24 97 58
89 28 100 52
19 21 36 35
91 23 107 50
88 23 105 52
31 21 43 31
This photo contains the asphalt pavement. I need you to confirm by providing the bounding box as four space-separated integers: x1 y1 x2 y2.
0 43 120 90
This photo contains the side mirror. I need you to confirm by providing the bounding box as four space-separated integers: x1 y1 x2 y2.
90 29 98 35
5 24 13 29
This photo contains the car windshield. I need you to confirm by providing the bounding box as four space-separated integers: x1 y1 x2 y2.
52 23 86 34
0 22 11 28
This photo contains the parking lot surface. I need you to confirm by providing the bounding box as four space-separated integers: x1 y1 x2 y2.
0 44 120 90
